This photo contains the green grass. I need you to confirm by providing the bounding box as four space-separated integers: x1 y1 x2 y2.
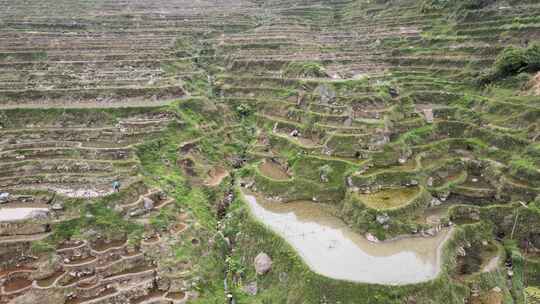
283 61 327 78
479 43 540 85
525 286 540 302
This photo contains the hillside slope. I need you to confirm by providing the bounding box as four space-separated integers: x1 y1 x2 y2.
0 0 539 303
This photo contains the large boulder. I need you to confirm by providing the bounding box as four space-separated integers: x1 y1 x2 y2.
376 213 390 225
51 202 64 211
143 197 154 210
365 233 380 243
254 252 272 275
0 192 10 203
423 108 434 123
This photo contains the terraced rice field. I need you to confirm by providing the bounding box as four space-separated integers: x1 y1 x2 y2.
1 0 540 303
356 186 421 210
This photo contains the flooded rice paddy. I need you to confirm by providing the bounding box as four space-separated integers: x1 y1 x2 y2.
0 207 49 222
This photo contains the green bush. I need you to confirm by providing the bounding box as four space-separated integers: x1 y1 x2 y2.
283 61 328 78
478 43 540 85
525 43 540 71
493 46 528 77
421 0 495 14
31 241 55 254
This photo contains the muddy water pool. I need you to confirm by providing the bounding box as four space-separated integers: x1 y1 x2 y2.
243 192 452 285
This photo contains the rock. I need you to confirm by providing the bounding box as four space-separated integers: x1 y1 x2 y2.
457 247 466 257
389 87 399 98
365 233 379 243
410 180 419 186
346 177 354 188
0 192 10 203
492 286 502 293
376 213 390 225
114 205 123 213
51 202 64 211
320 174 329 183
129 208 146 217
424 228 437 237
254 252 272 275
405 296 417 304
243 281 258 296
143 197 154 210
427 177 434 187
398 158 407 164
430 198 442 207
439 191 450 202
423 108 434 123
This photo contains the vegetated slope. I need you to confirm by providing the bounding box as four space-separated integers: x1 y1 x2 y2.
0 0 539 304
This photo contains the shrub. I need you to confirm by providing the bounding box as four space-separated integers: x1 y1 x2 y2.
493 46 528 76
235 104 252 118
31 241 55 254
421 0 495 14
525 43 540 71
478 43 540 85
283 61 328 78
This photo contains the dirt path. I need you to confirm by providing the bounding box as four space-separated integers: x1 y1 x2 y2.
0 98 178 110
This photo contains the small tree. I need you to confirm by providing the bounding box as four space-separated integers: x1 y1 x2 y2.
235 104 252 118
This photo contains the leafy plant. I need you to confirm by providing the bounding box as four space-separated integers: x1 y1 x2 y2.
421 0 495 14
235 104 252 118
478 43 540 84
283 61 328 78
